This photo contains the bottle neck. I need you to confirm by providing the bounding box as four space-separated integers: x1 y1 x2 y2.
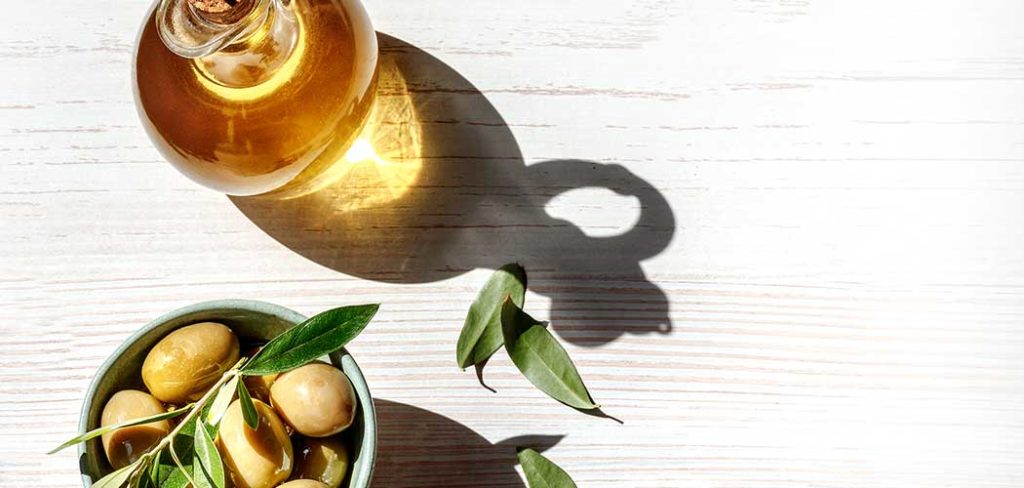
157 0 287 56
157 0 300 88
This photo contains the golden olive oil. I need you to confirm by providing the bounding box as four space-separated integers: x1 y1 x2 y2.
135 0 378 196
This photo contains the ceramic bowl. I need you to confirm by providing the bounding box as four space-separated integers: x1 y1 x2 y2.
77 299 376 487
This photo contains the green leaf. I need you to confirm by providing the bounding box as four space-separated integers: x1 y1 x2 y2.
167 437 197 488
517 447 578 488
501 298 599 410
129 459 155 488
193 419 226 488
237 379 260 430
206 375 239 427
135 466 156 488
47 404 191 454
199 399 222 439
241 304 379 376
456 263 527 369
151 452 189 488
90 460 141 488
145 458 165 488
151 412 209 488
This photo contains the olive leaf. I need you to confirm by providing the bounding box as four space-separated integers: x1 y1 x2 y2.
144 458 168 488
501 298 599 410
167 436 197 488
237 379 260 430
135 465 157 488
205 375 239 426
48 404 192 454
150 411 209 488
456 263 527 369
91 460 143 488
150 451 190 488
517 447 578 488
148 455 182 488
192 420 225 488
198 400 222 439
241 304 380 376
145 382 234 487
128 462 152 488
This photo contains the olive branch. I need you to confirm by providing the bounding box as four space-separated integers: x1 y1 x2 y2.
49 304 379 488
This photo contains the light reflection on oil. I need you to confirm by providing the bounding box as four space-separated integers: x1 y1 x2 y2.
269 54 423 207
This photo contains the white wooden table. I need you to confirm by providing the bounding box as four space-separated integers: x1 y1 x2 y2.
4 0 1024 486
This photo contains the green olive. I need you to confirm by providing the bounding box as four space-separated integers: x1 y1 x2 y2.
100 390 170 469
270 363 356 437
142 322 240 404
217 399 293 488
278 481 329 488
293 436 349 488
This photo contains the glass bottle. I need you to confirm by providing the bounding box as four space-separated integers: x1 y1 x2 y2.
134 0 378 197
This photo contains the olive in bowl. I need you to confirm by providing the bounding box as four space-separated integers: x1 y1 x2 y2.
77 300 376 488
99 390 171 469
292 436 350 487
219 398 295 488
271 363 358 438
279 481 331 488
141 321 240 404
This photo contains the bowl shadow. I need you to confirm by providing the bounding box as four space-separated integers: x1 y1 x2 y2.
372 399 562 487
231 33 677 347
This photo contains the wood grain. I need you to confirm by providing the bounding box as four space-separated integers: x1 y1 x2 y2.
3 0 1024 486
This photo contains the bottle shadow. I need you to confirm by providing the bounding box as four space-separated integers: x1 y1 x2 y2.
231 33 677 347
373 399 562 487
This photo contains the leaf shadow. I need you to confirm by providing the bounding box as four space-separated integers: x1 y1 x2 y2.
495 435 565 457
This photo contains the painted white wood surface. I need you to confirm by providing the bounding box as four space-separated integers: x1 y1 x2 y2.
3 0 1024 486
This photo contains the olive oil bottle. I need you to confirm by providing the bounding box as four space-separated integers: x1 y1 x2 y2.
135 0 378 196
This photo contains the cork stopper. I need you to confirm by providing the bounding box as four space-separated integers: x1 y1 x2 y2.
188 0 254 24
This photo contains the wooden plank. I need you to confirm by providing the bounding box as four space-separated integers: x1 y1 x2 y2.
3 0 1024 486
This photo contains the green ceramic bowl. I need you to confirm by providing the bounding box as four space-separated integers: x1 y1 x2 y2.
78 299 377 487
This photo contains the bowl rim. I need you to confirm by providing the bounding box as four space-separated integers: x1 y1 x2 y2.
77 298 377 487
